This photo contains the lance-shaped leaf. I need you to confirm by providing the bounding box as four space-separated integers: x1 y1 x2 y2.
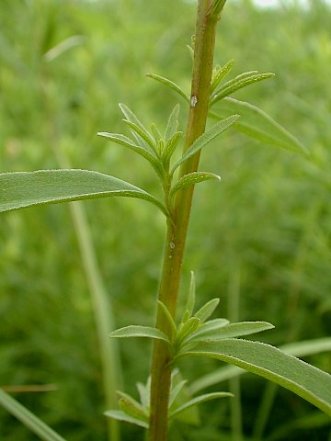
210 72 274 105
170 172 220 200
182 318 230 346
0 169 167 215
147 73 189 103
165 104 180 141
121 119 156 153
162 131 183 165
109 325 170 343
210 97 307 155
0 389 67 441
182 339 331 416
182 271 197 322
194 298 220 322
157 301 177 342
104 410 148 429
169 380 187 409
187 321 274 344
210 59 234 93
172 115 239 172
190 337 331 394
97 132 162 175
117 391 148 421
119 103 155 145
170 392 233 419
176 317 201 345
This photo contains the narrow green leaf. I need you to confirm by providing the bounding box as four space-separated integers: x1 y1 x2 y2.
190 337 331 394
162 131 183 165
121 119 156 152
184 339 331 416
117 391 148 420
136 382 149 410
157 301 177 341
210 59 235 93
0 389 67 441
97 132 162 174
172 115 239 172
183 318 230 345
104 410 148 429
170 392 232 419
194 298 220 322
210 97 307 155
211 0 227 16
170 172 220 200
176 317 201 345
43 35 85 62
147 73 189 103
109 325 169 343
169 380 187 409
0 170 167 215
188 321 274 343
118 103 154 144
165 105 180 141
210 72 274 105
182 271 196 322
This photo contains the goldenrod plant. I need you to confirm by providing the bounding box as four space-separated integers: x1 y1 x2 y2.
0 1 330 441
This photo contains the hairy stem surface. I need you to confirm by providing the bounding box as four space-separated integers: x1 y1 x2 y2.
148 2 224 440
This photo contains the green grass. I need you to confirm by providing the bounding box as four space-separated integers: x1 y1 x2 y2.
0 0 330 440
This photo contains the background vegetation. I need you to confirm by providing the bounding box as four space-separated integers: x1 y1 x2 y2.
0 0 330 439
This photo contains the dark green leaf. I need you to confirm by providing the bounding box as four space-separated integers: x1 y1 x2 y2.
183 339 331 416
190 337 331 394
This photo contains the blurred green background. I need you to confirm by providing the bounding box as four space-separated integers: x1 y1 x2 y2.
0 0 330 440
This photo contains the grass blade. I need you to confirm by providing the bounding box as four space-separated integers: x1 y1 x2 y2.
0 389 67 441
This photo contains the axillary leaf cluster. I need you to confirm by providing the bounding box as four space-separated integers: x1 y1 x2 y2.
106 272 273 429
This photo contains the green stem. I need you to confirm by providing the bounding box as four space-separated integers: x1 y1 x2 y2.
148 2 223 440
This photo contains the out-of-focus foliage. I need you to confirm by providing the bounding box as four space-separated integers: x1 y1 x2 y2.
0 0 330 440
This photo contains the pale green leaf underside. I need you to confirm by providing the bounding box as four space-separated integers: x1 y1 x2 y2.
184 339 331 416
190 337 331 394
104 410 148 429
0 389 67 441
0 169 166 215
211 97 307 155
109 325 169 343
